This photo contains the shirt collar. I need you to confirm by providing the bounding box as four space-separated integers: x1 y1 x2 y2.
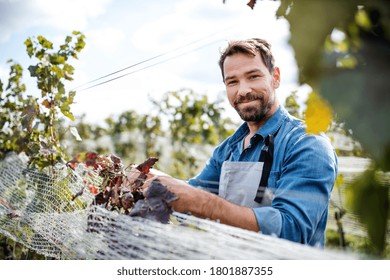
257 106 287 138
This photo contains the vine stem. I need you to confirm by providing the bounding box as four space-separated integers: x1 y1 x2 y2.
48 95 56 176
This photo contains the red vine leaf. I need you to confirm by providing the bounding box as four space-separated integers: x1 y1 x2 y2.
247 0 257 9
42 99 52 109
67 153 171 222
0 197 19 218
136 157 158 173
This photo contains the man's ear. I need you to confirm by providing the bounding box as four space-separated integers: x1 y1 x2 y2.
273 67 280 88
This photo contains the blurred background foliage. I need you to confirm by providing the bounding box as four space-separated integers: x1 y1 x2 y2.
273 0 390 256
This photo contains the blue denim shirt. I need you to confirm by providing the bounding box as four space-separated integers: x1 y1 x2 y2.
188 106 338 247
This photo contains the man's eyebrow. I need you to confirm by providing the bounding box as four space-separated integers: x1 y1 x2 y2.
245 69 263 75
224 75 236 82
224 69 263 82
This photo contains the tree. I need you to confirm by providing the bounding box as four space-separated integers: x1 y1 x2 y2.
0 31 86 170
153 88 236 178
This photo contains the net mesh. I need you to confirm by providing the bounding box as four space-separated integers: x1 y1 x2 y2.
0 152 364 259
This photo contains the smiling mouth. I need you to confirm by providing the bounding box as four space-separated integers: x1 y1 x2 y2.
234 94 262 106
239 99 257 104
235 99 260 106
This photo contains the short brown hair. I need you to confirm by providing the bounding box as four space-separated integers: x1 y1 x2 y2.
218 38 275 80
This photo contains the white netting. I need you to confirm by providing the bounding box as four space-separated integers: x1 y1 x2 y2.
0 152 361 259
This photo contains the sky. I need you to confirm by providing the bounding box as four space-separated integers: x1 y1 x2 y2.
0 0 310 125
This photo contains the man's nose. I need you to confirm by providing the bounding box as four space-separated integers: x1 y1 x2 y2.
237 81 252 97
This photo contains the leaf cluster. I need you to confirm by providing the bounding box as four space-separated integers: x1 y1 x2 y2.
155 89 235 177
156 89 235 146
0 31 85 170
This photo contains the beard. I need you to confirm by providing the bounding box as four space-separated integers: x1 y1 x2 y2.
233 93 274 122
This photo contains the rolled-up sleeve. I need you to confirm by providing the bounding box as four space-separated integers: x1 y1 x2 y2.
253 132 337 246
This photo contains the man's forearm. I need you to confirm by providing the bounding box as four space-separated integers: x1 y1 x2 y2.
157 176 260 232
196 189 259 232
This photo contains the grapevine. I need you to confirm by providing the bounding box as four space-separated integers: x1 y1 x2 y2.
67 152 177 223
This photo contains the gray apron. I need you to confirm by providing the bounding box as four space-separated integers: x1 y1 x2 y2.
219 132 277 208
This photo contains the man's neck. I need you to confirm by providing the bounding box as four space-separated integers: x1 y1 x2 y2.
246 121 263 135
242 121 263 149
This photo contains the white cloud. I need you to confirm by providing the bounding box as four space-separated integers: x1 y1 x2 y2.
0 0 111 42
34 0 109 30
131 0 283 52
87 27 126 52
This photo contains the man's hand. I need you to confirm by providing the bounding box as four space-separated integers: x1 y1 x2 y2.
147 175 198 214
143 174 259 232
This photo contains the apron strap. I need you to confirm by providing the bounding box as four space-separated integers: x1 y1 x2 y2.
254 127 280 204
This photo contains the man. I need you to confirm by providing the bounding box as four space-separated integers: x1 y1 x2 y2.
146 38 337 247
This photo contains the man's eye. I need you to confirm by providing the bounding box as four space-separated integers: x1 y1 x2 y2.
249 75 260 80
226 80 237 86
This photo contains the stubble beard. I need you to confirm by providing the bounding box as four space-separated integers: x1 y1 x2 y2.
234 93 274 123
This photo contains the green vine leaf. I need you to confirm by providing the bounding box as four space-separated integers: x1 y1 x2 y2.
24 38 34 57
61 107 75 121
346 169 389 256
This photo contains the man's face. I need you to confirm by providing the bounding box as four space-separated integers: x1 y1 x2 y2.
223 52 280 124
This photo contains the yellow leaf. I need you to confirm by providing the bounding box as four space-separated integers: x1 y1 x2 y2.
334 174 344 189
304 91 333 133
355 9 372 31
336 54 358 69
